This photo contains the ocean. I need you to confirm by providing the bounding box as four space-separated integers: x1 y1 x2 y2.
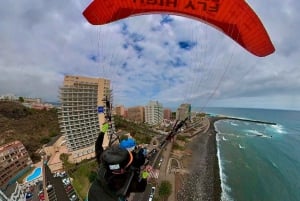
202 108 300 201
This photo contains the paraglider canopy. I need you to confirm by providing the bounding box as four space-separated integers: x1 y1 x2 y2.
83 0 275 57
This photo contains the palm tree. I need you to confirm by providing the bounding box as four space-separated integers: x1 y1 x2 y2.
158 180 172 201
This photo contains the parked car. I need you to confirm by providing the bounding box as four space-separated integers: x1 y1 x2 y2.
38 192 45 201
69 194 77 201
151 186 156 195
60 171 67 177
62 178 71 186
53 172 59 178
25 192 33 199
65 184 73 193
148 186 156 201
147 148 157 159
46 184 53 192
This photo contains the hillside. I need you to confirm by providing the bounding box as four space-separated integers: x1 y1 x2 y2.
0 101 60 162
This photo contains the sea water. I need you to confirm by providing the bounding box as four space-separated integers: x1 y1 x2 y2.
203 108 300 201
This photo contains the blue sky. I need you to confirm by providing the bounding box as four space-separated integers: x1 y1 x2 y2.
0 1 300 110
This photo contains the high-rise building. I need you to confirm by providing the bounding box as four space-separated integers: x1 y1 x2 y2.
0 141 32 189
176 103 191 121
124 109 128 118
163 108 172 120
127 106 144 123
58 75 110 162
115 105 126 117
145 101 163 125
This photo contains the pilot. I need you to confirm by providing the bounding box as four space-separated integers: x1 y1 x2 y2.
88 133 148 201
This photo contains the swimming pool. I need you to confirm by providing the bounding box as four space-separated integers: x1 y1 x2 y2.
26 167 42 182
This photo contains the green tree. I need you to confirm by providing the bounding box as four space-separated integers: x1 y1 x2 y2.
88 171 97 182
31 152 41 162
60 153 76 174
158 180 172 201
18 97 24 102
176 135 188 142
114 115 158 144
119 134 128 141
49 130 58 137
60 153 69 162
40 137 50 144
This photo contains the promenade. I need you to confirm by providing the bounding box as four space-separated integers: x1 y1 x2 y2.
159 116 211 201
176 116 221 201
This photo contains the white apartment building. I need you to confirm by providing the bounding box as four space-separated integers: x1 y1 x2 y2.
0 94 17 101
145 101 163 125
176 103 191 121
58 75 110 162
0 182 25 201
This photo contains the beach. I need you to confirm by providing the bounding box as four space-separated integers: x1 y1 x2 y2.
177 117 221 201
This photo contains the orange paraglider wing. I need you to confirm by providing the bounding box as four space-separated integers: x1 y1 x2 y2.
83 0 275 57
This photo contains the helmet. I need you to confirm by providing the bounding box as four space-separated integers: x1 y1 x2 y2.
101 146 133 174
119 138 136 152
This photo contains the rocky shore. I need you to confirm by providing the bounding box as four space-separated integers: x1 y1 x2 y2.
177 117 221 201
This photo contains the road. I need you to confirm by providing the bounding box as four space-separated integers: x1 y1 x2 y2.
130 141 173 201
130 184 152 201
44 165 74 201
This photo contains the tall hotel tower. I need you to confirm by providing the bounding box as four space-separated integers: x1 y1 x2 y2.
145 101 163 125
58 75 110 162
176 103 191 121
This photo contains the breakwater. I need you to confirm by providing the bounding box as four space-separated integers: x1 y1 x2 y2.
210 116 277 125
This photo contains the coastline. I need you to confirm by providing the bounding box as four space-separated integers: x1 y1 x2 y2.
177 117 221 201
174 115 279 201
